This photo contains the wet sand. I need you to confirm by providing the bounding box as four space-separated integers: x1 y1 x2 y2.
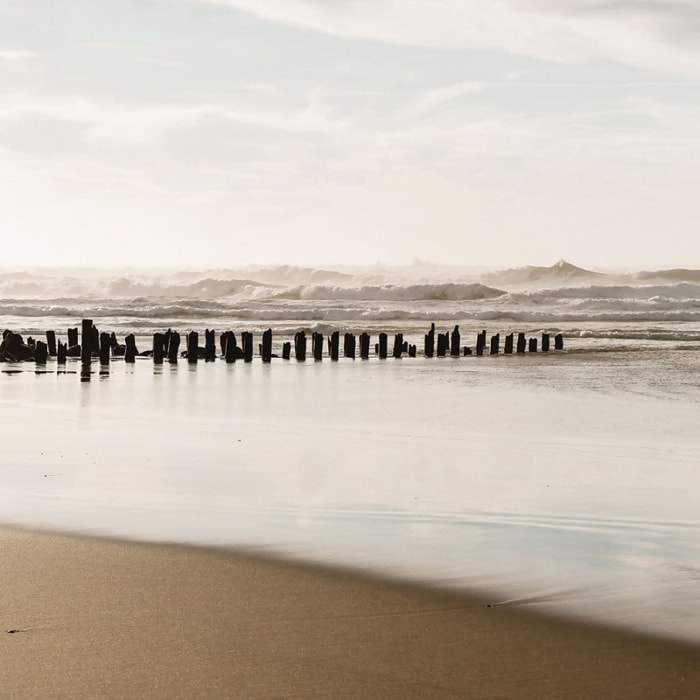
1 527 698 699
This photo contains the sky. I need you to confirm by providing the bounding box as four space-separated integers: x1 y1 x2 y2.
0 0 698 269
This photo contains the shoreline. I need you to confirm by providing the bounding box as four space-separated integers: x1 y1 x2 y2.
2 525 698 698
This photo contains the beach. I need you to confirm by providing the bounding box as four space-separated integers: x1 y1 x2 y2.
3 526 699 699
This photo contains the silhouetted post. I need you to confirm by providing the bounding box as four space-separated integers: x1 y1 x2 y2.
359 332 370 359
262 329 273 363
516 332 527 354
205 329 216 362
463 347 472 356
57 341 67 365
529 337 538 352
99 332 111 365
504 333 514 354
46 330 57 357
490 333 500 355
34 341 48 365
436 332 447 357
329 331 339 361
80 320 93 364
153 332 165 364
242 332 254 362
555 333 564 350
424 323 435 358
294 331 307 361
312 332 324 361
90 326 99 357
67 327 78 348
187 331 199 364
392 333 403 358
167 331 180 362
282 342 291 360
125 334 138 363
542 333 550 352
408 344 416 357
378 333 388 359
450 326 461 357
475 332 485 357
344 333 356 359
221 332 235 363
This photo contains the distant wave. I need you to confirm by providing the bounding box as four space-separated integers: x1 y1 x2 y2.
271 283 506 302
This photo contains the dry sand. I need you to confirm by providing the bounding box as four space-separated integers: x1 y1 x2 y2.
1 526 698 699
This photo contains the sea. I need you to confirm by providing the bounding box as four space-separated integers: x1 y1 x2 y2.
1 260 699 644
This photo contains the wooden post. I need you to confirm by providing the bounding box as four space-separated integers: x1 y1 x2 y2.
67 327 78 348
378 333 388 359
99 332 111 365
424 323 435 358
516 332 526 354
475 332 484 357
529 337 538 352
205 329 216 361
504 333 514 354
312 332 323 361
242 332 253 363
262 329 272 363
463 347 472 356
34 341 48 365
222 332 236 363
46 330 57 357
294 331 306 361
187 331 199 364
329 331 339 361
450 326 461 357
168 331 180 362
57 341 67 365
80 319 93 364
408 344 416 357
153 332 165 364
392 333 403 358
542 333 550 352
490 333 500 355
282 342 291 360
555 333 564 350
125 334 137 363
343 333 356 359
359 332 370 359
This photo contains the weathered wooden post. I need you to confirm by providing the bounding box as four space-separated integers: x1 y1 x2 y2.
262 329 273 363
57 341 67 365
555 333 564 350
329 331 339 361
67 327 79 348
282 342 291 360
187 331 199 364
312 332 324 361
490 333 500 355
392 333 403 358
344 333 356 359
205 329 216 362
99 332 111 365
504 333 514 354
450 326 460 357
242 332 254 362
222 332 236 363
168 331 180 362
46 330 57 357
80 320 93 364
125 333 138 363
529 337 538 352
153 332 165 364
424 323 435 358
359 332 370 359
378 333 388 359
34 341 48 365
294 331 307 361
475 332 485 357
516 332 527 354
542 333 550 352
408 344 416 357
463 346 472 356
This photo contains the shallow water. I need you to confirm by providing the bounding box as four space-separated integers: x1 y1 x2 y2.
1 346 699 644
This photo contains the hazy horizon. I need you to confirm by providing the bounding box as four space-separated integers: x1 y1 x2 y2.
1 1 698 269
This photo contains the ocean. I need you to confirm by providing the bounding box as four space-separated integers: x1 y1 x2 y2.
1 260 699 644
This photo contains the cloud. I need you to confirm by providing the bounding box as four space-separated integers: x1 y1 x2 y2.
0 50 36 61
192 0 700 78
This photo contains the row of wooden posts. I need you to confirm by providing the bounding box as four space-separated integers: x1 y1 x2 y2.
25 321 564 365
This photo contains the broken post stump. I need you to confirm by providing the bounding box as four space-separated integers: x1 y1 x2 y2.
187 331 199 364
529 337 538 353
542 333 550 352
34 341 48 365
153 332 165 364
344 333 356 359
450 326 461 357
516 332 527 354
504 333 514 354
46 330 57 357
378 333 388 359
262 329 273 363
282 342 291 360
168 331 181 362
359 332 370 359
99 332 111 365
242 332 254 362
555 333 564 350
425 323 435 358
80 320 93 364
329 331 339 361
294 331 307 361
125 334 137 363
392 333 403 358
205 329 216 362
490 333 500 355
